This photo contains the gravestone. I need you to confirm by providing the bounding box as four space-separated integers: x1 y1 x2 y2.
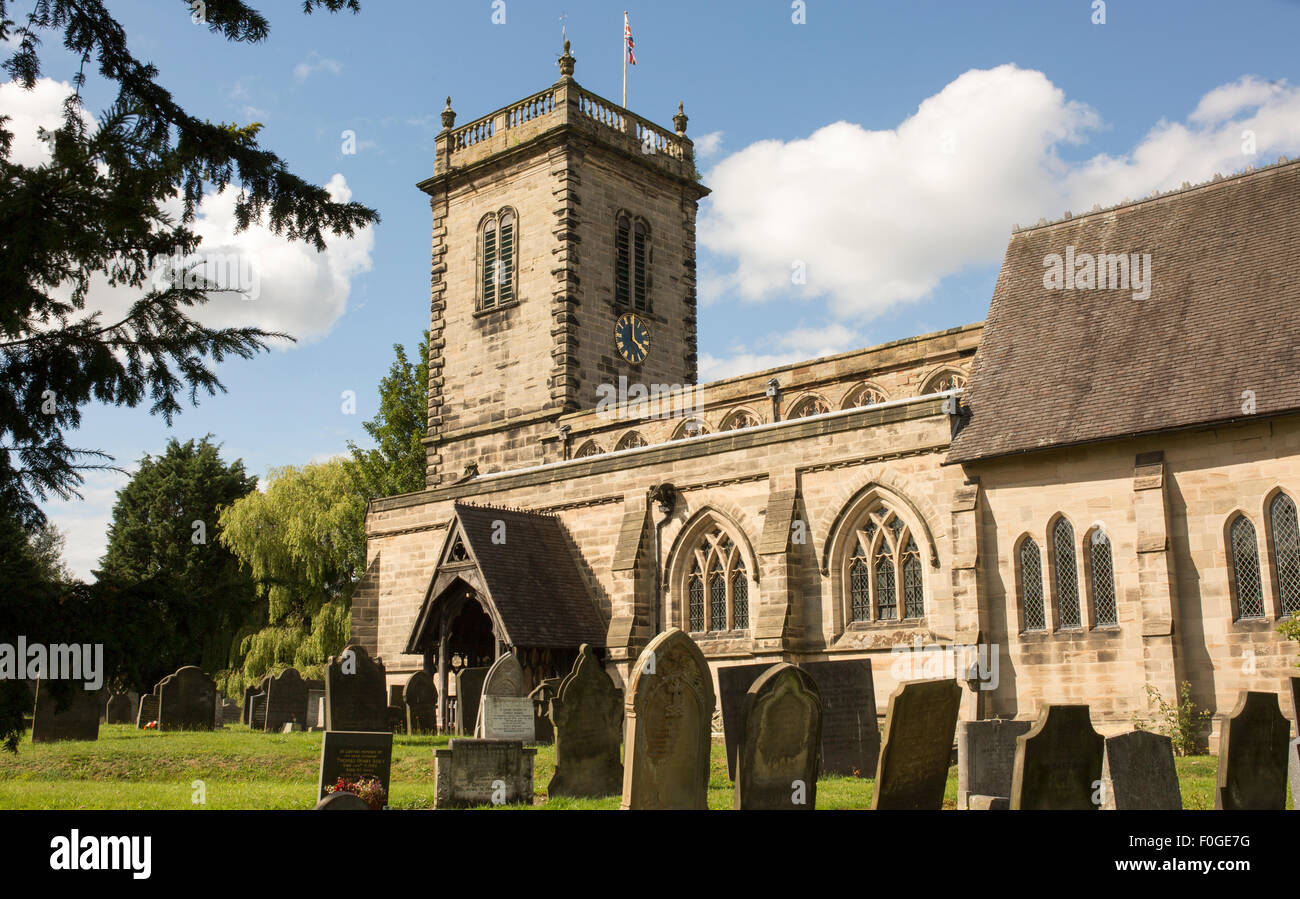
621 627 715 810
318 730 393 803
434 739 536 808
957 719 1033 809
31 682 100 742
871 678 961 810
1289 738 1299 809
1010 705 1105 810
213 694 225 728
529 676 562 744
1214 690 1290 810
242 684 259 726
404 671 438 734
250 694 267 730
157 666 217 731
1290 676 1300 730
547 645 623 798
325 644 387 732
476 652 534 741
802 660 879 778
716 663 769 781
735 663 822 810
264 668 308 733
386 705 406 733
316 791 372 811
136 693 159 728
1101 730 1181 810
221 699 240 725
454 667 489 736
306 689 326 730
105 692 135 725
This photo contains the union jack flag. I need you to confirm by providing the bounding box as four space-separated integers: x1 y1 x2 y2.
624 12 636 65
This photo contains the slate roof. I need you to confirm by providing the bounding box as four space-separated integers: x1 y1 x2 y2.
948 159 1300 464
453 502 606 648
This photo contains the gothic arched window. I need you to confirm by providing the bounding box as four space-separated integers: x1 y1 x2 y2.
923 369 967 394
1052 517 1081 629
788 394 830 419
614 431 648 451
615 213 650 311
1230 514 1265 619
573 440 603 458
1019 536 1046 632
480 208 517 310
673 418 709 439
684 524 750 633
720 408 760 431
1087 527 1118 627
843 383 887 409
1269 492 1300 617
843 504 926 623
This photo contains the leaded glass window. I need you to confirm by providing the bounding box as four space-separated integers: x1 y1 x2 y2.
1053 518 1081 629
573 440 603 458
926 370 967 394
1231 514 1265 619
789 395 830 419
732 565 749 629
1269 493 1300 616
1089 529 1118 627
709 560 726 631
875 546 897 620
684 525 750 632
1020 537 1045 631
614 431 648 451
850 552 871 622
843 505 926 624
902 537 924 619
721 409 760 430
688 559 704 632
844 383 887 409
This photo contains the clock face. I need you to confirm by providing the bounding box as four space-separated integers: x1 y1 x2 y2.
615 312 651 365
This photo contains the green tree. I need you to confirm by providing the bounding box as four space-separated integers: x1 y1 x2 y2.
216 459 364 695
0 0 377 527
347 333 429 499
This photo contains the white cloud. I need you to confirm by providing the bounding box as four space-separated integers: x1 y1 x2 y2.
0 78 94 166
699 323 863 381
41 468 133 581
699 67 1300 319
293 53 342 83
694 130 724 158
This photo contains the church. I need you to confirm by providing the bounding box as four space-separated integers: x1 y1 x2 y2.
355 43 1300 744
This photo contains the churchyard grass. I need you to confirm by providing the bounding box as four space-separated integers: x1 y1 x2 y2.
0 725 1262 809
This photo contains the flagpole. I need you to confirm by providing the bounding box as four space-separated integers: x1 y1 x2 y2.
622 11 628 107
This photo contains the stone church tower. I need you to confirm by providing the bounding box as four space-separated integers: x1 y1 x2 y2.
419 42 710 486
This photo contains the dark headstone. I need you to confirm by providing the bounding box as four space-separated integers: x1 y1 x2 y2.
621 627 714 810
735 663 822 810
1101 730 1181 810
1289 738 1299 809
529 676 562 744
1214 690 1290 810
404 671 438 734
264 668 308 733
136 693 159 728
716 663 768 781
386 705 405 733
250 694 267 730
315 791 373 811
325 644 387 732
871 678 961 810
957 719 1033 809
801 660 879 778
105 692 135 725
1010 705 1105 810
157 666 217 731
454 667 489 736
434 739 536 808
547 645 623 798
241 684 258 726
1289 676 1300 730
318 730 393 803
31 682 100 742
221 699 240 725
476 651 534 741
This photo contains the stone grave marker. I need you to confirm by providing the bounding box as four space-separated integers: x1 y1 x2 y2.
404 670 438 734
325 644 387 732
1289 738 1299 809
1101 730 1181 810
1214 690 1290 810
31 681 100 742
1010 705 1105 810
105 692 135 725
477 651 534 741
621 627 715 810
716 663 768 781
264 668 308 732
221 699 240 725
454 666 489 736
801 660 879 778
529 676 562 744
136 693 159 728
547 645 623 798
250 694 267 730
1290 676 1299 730
306 688 326 730
735 663 822 810
871 678 961 810
957 719 1032 809
316 791 372 810
241 684 258 726
434 739 536 808
157 666 217 731
318 730 393 803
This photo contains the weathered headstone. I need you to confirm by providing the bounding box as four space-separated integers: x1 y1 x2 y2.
434 739 536 808
1101 730 1181 810
136 693 159 728
157 666 217 731
306 689 326 730
476 651 534 741
241 684 258 726
1010 705 1105 810
716 663 768 780
315 791 372 811
31 682 100 742
957 719 1032 809
105 692 135 725
801 660 879 778
264 667 308 733
1289 676 1300 728
529 676 562 744
221 698 240 725
621 627 715 810
548 645 623 798
250 694 267 730
1289 738 1299 809
871 678 961 810
1214 690 1290 810
213 693 225 728
318 730 394 803
454 666 489 736
735 663 822 810
404 671 438 734
325 644 387 732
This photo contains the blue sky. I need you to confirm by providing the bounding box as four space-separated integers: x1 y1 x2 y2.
7 0 1300 577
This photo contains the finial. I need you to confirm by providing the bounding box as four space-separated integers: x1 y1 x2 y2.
673 101 688 136
558 39 575 78
440 96 456 132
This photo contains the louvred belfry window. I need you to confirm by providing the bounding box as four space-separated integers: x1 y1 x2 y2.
615 214 650 311
480 209 516 309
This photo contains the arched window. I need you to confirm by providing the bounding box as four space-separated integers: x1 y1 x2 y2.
615 213 650 311
720 408 760 431
1269 492 1300 616
788 394 830 419
614 431 648 451
843 383 887 409
683 525 750 632
1230 514 1265 619
923 369 967 394
1087 527 1118 627
480 209 516 310
1019 537 1046 632
842 504 925 623
573 440 603 458
673 418 709 439
1052 517 1081 629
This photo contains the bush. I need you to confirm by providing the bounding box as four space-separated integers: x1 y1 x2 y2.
1132 681 1211 756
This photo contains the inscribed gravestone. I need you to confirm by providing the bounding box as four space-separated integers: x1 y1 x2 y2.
315 791 372 811
306 689 325 729
548 645 623 798
318 731 393 803
434 739 536 808
325 644 387 732
157 666 217 731
454 667 489 736
871 678 961 810
802 660 879 778
404 671 438 734
529 676 561 744
264 668 308 733
31 681 100 742
1101 730 1181 810
717 663 769 781
136 693 159 728
735 663 822 810
1010 705 1104 810
250 694 267 730
957 719 1032 809
621 627 715 810
477 651 534 741
105 692 135 725
1214 690 1290 810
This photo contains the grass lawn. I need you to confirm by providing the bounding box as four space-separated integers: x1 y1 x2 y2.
0 724 1264 809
